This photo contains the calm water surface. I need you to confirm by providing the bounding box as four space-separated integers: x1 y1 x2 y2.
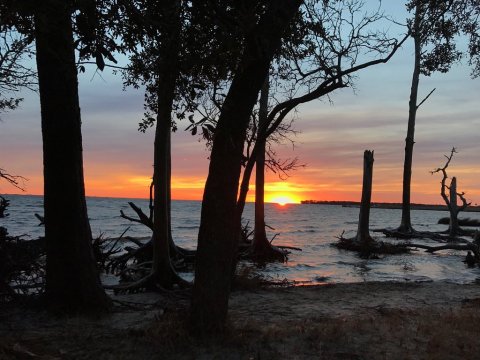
2 194 480 284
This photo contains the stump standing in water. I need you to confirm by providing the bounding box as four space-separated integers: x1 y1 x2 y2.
355 150 374 245
334 150 407 256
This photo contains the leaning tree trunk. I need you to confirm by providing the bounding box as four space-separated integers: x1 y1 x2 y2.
355 150 374 244
398 3 422 234
151 0 186 288
35 0 110 312
190 0 302 334
236 148 256 227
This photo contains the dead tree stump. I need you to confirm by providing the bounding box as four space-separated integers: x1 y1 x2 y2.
355 150 374 245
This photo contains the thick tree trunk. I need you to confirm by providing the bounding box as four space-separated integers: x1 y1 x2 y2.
399 4 422 234
191 0 302 334
34 1 110 312
151 0 185 288
356 150 374 244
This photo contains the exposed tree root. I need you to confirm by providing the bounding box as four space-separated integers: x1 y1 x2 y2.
119 201 196 263
375 228 472 243
105 267 191 295
402 242 479 262
334 236 409 259
248 244 288 263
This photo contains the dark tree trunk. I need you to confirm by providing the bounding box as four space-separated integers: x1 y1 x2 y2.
251 77 284 261
356 150 374 244
191 0 302 334
151 0 185 288
253 78 269 251
399 3 422 234
34 0 110 312
448 176 460 237
236 150 256 226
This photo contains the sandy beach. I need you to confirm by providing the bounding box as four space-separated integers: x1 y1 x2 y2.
1 281 480 359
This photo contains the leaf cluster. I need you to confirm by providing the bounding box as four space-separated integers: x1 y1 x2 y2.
406 0 476 76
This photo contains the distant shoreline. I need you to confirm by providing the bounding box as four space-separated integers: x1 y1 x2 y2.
301 200 480 212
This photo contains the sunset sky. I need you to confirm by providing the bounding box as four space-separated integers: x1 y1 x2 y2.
1 2 479 205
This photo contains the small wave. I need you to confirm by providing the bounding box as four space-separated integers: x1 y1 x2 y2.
176 225 199 230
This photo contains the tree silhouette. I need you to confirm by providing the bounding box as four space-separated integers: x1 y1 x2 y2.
191 0 303 334
236 0 408 260
34 0 110 312
431 148 470 237
397 0 475 235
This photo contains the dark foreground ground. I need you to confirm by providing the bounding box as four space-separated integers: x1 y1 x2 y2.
1 282 480 359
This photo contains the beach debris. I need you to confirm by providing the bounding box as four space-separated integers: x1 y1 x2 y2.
403 242 479 266
438 217 480 227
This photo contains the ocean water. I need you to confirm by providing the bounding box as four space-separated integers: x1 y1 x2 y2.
2 194 480 284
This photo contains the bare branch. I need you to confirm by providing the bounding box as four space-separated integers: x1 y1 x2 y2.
431 147 457 210
120 202 153 230
0 168 27 191
416 88 436 109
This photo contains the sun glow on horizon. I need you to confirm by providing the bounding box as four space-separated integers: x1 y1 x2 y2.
268 195 300 206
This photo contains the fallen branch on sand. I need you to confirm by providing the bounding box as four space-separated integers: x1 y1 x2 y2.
438 217 480 227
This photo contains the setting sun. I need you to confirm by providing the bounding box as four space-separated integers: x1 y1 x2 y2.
268 195 300 206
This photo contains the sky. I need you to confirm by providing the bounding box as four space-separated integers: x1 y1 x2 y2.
1 2 479 205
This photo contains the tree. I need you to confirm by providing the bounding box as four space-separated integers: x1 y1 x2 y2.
191 0 303 334
116 0 247 289
34 0 110 312
431 148 470 237
355 150 375 245
251 76 288 261
0 13 36 116
397 0 470 234
236 0 408 260
148 0 188 289
452 0 480 78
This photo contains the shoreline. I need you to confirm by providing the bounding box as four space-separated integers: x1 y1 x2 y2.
301 200 480 212
1 281 480 359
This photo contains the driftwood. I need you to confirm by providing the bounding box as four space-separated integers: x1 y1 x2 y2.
377 227 475 243
402 241 479 264
438 217 480 227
